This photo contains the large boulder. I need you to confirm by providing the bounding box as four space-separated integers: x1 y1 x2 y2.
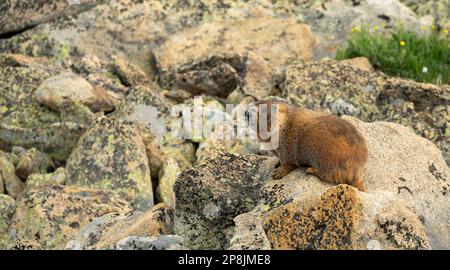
231 117 449 250
65 117 153 210
173 152 276 249
7 185 132 250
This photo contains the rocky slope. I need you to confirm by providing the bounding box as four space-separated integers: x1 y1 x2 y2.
0 0 449 250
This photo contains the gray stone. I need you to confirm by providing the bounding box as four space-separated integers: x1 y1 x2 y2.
113 235 184 250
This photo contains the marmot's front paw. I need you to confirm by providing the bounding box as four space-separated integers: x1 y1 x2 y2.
272 165 296 179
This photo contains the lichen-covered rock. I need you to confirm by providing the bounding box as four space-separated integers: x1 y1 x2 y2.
263 185 363 250
0 53 60 128
0 54 87 162
174 152 277 249
8 185 132 250
0 151 24 198
0 194 15 250
284 59 450 164
66 203 174 250
262 184 430 250
14 148 54 181
35 72 113 112
113 235 184 250
66 117 153 210
230 116 449 250
25 167 66 189
0 0 102 35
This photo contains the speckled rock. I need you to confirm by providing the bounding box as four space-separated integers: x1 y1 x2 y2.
113 235 184 250
262 184 430 250
0 151 24 198
154 17 316 71
229 208 272 250
0 194 15 249
66 203 174 250
25 167 66 189
65 117 153 210
284 59 450 164
174 152 277 249
35 72 113 112
14 148 54 181
263 185 363 250
231 116 449 250
8 185 132 250
0 0 102 35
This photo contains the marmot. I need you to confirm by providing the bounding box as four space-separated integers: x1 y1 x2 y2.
248 101 368 191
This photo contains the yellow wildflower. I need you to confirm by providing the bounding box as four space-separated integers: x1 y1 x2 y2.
351 26 359 33
373 26 379 32
399 40 406 47
443 29 449 35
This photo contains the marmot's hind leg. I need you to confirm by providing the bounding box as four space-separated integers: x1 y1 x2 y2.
272 164 297 179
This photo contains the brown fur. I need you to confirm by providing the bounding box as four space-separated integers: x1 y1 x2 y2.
252 101 368 192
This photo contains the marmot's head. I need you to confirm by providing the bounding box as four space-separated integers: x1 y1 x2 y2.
245 100 289 143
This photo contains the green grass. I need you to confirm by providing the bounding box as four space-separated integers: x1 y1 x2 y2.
336 25 450 85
